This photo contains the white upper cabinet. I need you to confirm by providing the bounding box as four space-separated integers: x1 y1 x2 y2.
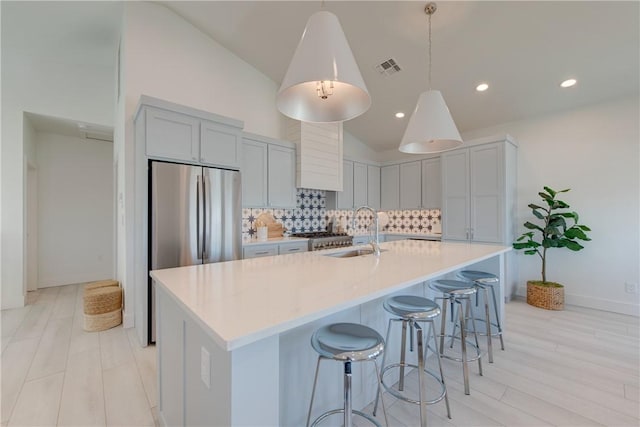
399 161 422 209
241 133 296 209
327 160 376 210
421 158 442 209
267 144 297 208
200 120 242 168
380 165 400 210
367 165 381 210
140 97 243 169
241 139 268 207
441 137 517 244
353 162 368 208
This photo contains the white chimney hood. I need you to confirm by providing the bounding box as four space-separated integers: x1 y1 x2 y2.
286 120 343 191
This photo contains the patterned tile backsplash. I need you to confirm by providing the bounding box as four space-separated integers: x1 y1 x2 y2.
242 189 441 238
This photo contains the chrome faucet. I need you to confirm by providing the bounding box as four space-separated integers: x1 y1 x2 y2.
353 206 381 256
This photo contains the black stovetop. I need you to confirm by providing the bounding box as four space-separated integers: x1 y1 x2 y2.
291 231 349 239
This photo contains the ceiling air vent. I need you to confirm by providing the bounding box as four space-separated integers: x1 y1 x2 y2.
375 58 402 76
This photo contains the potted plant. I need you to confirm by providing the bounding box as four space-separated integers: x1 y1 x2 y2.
513 186 591 310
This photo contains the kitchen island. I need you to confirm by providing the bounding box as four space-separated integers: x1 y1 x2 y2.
151 239 511 426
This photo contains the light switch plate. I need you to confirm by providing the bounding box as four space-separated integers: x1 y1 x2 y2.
201 346 211 389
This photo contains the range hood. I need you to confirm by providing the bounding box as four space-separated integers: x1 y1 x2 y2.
286 120 343 191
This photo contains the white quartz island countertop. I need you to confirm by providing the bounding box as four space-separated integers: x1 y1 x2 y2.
151 240 511 352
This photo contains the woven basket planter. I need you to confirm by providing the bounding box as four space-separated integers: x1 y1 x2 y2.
84 286 122 315
83 281 123 331
84 309 122 332
526 280 564 310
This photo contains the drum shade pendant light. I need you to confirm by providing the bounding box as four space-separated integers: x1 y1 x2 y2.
399 3 462 153
277 9 370 123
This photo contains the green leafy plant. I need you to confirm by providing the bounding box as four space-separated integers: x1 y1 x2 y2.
513 186 591 283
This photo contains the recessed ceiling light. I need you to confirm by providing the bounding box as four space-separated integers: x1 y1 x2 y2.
476 83 489 92
395 112 405 118
560 78 577 88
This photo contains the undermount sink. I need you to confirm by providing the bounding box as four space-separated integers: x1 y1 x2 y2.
323 248 387 258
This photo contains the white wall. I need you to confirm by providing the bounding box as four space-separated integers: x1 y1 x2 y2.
461 96 639 315
343 130 379 163
36 132 114 287
119 2 289 331
1 3 116 308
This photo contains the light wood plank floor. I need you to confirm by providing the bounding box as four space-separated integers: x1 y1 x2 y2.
2 283 639 426
1 283 157 427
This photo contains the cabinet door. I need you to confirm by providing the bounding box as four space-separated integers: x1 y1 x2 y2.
337 160 355 209
399 161 422 209
367 165 381 210
241 140 268 207
201 120 241 168
441 149 470 241
278 241 309 254
243 245 278 259
380 165 400 210
470 143 504 243
421 158 441 209
268 145 296 208
145 107 200 162
353 162 368 208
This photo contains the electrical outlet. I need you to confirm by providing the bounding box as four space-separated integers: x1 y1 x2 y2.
201 346 211 389
625 282 638 294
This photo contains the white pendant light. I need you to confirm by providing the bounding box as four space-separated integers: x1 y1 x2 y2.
277 10 370 123
399 3 462 154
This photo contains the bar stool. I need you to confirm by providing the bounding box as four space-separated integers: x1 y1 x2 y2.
306 323 388 427
457 270 505 358
372 295 450 427
429 280 483 395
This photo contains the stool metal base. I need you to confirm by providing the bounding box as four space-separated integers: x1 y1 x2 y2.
374 306 451 427
430 280 484 395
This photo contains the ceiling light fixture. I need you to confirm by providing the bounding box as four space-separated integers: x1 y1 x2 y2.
395 112 405 118
560 78 577 88
476 83 489 92
276 5 370 123
399 2 462 154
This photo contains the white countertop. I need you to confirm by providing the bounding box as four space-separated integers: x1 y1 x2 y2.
151 240 510 351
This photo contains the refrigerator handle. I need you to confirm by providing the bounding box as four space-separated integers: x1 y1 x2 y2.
196 175 203 259
202 174 208 260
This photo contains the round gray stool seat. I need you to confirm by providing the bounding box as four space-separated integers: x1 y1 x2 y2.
307 323 388 427
311 323 384 361
383 295 440 320
458 270 499 285
429 279 477 296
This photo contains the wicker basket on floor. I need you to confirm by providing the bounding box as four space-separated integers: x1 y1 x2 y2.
83 281 123 332
526 281 564 310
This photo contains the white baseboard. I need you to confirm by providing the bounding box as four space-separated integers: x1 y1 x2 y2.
123 311 134 328
516 286 640 317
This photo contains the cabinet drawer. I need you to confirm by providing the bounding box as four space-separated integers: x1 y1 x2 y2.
243 245 278 259
278 241 308 254
352 236 370 245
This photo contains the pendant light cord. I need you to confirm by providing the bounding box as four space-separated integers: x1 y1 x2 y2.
428 10 432 90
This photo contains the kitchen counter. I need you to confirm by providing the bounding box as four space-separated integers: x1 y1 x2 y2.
151 240 510 426
241 235 308 246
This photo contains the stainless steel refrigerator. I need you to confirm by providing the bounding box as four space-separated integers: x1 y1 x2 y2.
149 160 241 342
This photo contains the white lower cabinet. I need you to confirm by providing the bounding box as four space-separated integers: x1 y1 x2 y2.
243 241 308 259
